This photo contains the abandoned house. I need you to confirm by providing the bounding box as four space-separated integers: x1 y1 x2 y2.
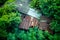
16 0 53 33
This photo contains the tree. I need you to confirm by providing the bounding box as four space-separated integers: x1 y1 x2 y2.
30 0 60 40
0 0 22 39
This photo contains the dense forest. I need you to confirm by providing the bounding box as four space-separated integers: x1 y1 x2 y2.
0 0 60 40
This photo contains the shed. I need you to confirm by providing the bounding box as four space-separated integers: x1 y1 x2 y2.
15 0 53 34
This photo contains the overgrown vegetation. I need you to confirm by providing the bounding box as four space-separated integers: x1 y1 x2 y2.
30 0 60 40
7 27 53 40
0 0 60 40
0 0 22 39
0 0 7 6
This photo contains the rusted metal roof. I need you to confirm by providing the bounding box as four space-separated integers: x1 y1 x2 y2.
19 15 49 30
19 16 38 29
19 15 53 34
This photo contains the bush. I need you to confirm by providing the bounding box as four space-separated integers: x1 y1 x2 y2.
30 0 39 8
0 12 22 37
30 0 60 32
50 20 60 32
7 27 53 40
31 0 60 17
0 0 22 38
30 0 60 39
54 34 60 40
0 2 16 16
0 0 7 6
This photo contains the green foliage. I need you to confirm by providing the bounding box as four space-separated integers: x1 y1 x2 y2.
0 0 7 6
0 12 21 28
50 20 60 32
30 0 39 8
0 0 15 7
17 27 38 40
7 33 16 40
0 28 7 37
31 0 60 17
0 3 16 16
30 0 60 39
0 12 22 37
54 34 60 40
30 0 60 33
38 0 60 32
8 27 53 40
0 0 22 38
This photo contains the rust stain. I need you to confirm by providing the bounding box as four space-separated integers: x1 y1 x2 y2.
19 15 53 34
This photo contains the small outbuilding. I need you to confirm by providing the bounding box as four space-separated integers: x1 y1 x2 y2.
16 0 53 34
